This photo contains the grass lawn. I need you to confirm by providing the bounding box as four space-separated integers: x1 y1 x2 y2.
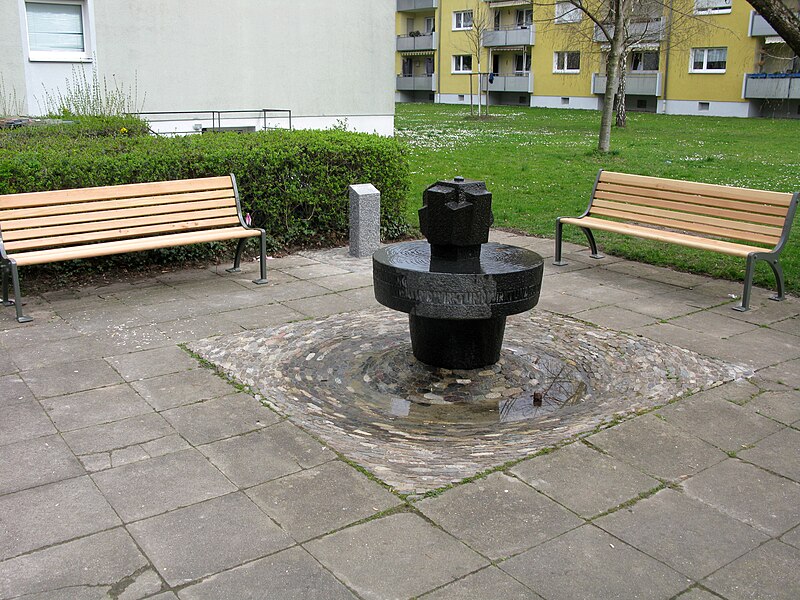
395 102 800 296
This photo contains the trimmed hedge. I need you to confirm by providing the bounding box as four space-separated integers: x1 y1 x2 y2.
0 117 411 273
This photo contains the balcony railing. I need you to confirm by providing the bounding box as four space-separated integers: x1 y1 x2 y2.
592 72 661 96
484 72 533 94
397 0 438 11
397 32 437 52
483 25 535 47
744 73 800 99
397 74 437 92
593 18 665 43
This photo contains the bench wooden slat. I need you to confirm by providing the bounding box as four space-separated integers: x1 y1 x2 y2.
594 188 789 224
5 215 242 252
559 216 764 257
592 199 784 240
1 198 237 232
11 227 261 267
0 189 236 222
590 206 781 246
600 171 793 207
0 176 234 209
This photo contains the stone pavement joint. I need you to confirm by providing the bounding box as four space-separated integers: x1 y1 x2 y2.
0 235 798 599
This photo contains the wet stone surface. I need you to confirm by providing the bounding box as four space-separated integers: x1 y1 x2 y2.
191 309 748 493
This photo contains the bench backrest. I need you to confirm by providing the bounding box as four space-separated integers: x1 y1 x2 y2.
590 171 797 248
0 175 244 254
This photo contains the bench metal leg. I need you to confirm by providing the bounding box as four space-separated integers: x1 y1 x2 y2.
1 263 11 306
8 262 32 323
766 256 785 302
734 254 757 312
553 219 567 266
225 238 248 273
582 228 604 259
253 230 268 285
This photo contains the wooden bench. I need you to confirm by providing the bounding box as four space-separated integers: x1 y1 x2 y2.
554 170 799 311
1 174 268 323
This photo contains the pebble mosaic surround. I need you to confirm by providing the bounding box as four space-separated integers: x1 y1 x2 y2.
191 309 748 493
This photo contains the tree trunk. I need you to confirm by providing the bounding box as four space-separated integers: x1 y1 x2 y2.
747 0 800 58
615 53 627 128
598 1 627 152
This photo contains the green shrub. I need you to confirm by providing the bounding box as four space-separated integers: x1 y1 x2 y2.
0 123 411 280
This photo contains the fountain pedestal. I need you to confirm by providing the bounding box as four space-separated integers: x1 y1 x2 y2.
373 177 544 369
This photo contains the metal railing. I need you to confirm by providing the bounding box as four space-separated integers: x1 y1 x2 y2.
137 108 292 136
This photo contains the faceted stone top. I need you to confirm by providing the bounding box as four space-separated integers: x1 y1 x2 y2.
418 177 493 260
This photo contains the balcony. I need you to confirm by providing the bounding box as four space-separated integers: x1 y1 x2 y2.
485 73 533 94
744 73 800 99
397 0 438 11
397 32 437 52
483 25 535 47
592 72 661 96
593 18 665 43
397 74 437 92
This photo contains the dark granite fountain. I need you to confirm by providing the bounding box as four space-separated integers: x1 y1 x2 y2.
373 177 544 369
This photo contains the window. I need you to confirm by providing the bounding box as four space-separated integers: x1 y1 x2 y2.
453 10 473 30
516 9 533 27
424 17 435 34
453 54 473 73
515 54 531 73
25 1 90 61
691 47 727 72
554 51 580 73
694 0 732 14
555 1 582 23
631 51 659 71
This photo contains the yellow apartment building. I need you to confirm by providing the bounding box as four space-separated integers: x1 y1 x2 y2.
396 0 800 117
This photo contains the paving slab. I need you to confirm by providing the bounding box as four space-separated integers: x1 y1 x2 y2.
669 310 760 338
283 292 373 318
132 299 216 324
586 414 727 481
769 315 800 336
111 445 151 468
510 442 661 518
305 512 488 600
674 587 727 600
199 421 335 488
782 524 800 549
140 434 191 458
656 394 783 452
315 271 375 292
0 434 84 495
20 358 124 398
571 305 658 330
0 318 80 349
704 541 800 600
41 383 153 432
7 334 114 371
106 346 199 382
156 314 244 342
91 448 236 522
0 374 33 405
500 525 690 600
604 261 708 288
614 294 701 320
130 368 234 412
0 397 56 446
62 412 175 456
713 328 800 369
746 390 800 425
0 528 151 600
594 488 769 579
161 392 278 445
98 324 175 352
756 358 800 389
0 476 120 560
221 303 305 330
535 291 603 315
421 566 542 599
0 349 15 377
128 492 293 586
683 459 800 536
281 263 352 280
256 280 331 303
416 472 582 560
738 428 800 483
177 546 355 600
247 460 401 542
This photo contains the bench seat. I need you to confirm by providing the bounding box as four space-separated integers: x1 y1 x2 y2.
1 174 268 322
555 170 799 311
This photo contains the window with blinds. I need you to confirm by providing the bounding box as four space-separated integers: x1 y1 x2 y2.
25 1 89 60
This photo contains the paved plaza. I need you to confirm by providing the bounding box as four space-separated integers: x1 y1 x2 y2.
1 231 798 599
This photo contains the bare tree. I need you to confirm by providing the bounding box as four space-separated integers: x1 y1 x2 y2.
459 0 493 117
747 0 800 57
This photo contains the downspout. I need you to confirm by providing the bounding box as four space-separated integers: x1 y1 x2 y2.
436 5 443 103
661 0 673 114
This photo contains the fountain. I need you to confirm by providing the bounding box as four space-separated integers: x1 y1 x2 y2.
372 177 544 369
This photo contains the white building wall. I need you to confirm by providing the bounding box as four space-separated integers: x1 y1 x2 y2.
530 96 602 110
1 1 28 114
659 99 754 117
7 0 395 134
